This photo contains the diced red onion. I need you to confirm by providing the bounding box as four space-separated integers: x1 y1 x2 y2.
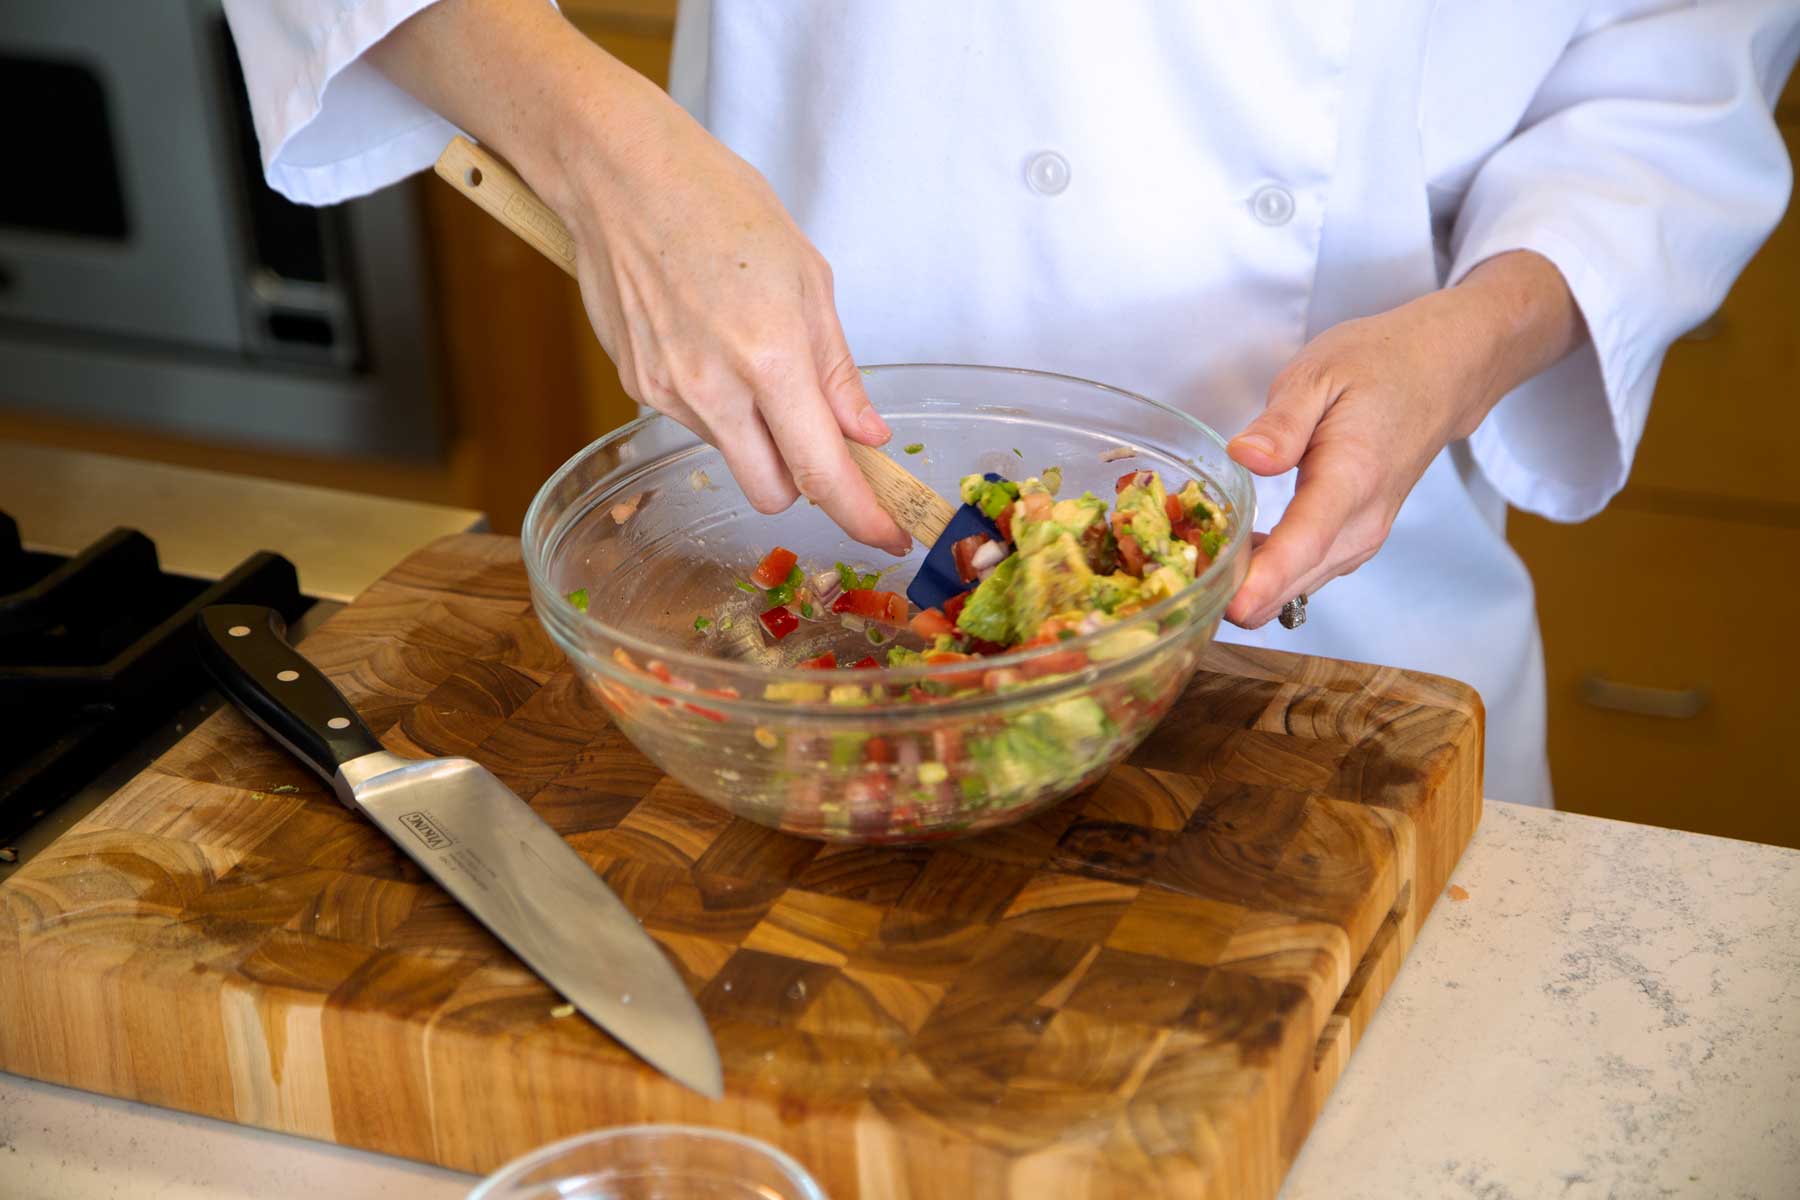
1100 446 1137 463
971 540 1008 572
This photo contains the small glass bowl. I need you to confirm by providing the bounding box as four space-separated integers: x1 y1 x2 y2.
523 364 1254 844
466 1124 827 1199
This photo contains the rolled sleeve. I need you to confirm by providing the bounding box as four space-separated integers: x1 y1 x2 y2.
222 0 462 206
1448 0 1800 522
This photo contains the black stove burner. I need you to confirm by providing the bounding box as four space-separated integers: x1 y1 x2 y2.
0 513 309 846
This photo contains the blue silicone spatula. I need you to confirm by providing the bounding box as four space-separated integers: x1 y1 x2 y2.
843 443 1008 612
434 136 1004 613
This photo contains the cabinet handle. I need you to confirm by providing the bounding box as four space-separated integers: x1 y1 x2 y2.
1579 673 1709 719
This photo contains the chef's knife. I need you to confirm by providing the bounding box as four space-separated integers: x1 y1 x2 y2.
195 604 723 1099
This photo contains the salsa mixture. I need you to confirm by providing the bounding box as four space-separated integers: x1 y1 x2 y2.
572 465 1233 839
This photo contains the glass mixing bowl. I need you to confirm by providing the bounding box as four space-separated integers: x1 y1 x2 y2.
523 364 1254 843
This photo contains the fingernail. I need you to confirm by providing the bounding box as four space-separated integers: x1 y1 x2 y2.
859 408 891 442
1231 433 1276 458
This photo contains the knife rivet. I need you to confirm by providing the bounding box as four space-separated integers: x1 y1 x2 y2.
276 670 299 682
327 717 351 730
227 625 251 638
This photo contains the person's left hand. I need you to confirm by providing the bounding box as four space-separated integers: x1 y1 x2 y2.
1223 250 1580 629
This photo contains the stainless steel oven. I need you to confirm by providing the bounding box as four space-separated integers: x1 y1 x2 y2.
0 1 446 460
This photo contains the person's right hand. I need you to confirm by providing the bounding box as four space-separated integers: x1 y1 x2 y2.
541 72 911 555
370 0 910 555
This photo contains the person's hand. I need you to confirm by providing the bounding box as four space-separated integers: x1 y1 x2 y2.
370 0 909 555
1223 251 1581 628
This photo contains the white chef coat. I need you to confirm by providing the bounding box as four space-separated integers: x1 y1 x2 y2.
224 0 1800 807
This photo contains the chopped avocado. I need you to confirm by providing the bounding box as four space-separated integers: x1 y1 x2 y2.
1200 529 1225 558
693 615 712 631
1089 573 1140 614
885 645 926 667
1042 696 1111 744
904 442 925 455
1114 475 1180 573
829 732 870 765
1087 625 1159 661
566 588 589 612
1012 533 1096 640
828 683 871 706
1041 466 1064 495
917 761 949 785
1013 490 1107 556
959 474 1022 519
956 555 1020 643
764 680 826 702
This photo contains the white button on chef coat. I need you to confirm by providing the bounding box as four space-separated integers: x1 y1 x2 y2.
222 0 1800 807
1026 152 1071 197
1250 185 1296 226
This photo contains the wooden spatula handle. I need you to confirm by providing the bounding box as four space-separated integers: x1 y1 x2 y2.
845 442 956 546
434 136 579 279
433 136 955 548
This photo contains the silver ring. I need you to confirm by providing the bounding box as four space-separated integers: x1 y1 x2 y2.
1279 593 1307 630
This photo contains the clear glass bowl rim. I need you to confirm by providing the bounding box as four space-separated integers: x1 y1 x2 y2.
464 1123 828 1199
522 363 1255 699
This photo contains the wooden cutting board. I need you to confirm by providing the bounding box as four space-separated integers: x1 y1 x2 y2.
0 534 1481 1198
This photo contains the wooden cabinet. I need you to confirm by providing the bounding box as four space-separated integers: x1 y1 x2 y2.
1508 81 1800 848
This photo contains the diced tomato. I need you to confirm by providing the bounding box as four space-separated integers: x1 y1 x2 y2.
1165 494 1187 524
644 660 675 684
994 506 1015 542
1020 492 1053 521
681 701 726 722
931 727 965 765
982 668 1023 691
850 655 881 670
759 605 800 640
831 588 909 625
1116 469 1153 494
942 591 970 621
1177 523 1215 569
864 736 895 764
923 650 985 689
1017 634 1089 679
1117 532 1147 576
951 533 991 583
799 651 838 670
910 608 957 640
750 546 799 589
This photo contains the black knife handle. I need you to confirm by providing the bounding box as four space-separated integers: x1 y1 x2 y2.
197 604 381 781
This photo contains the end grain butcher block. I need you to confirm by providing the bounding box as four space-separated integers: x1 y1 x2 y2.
0 534 1481 1198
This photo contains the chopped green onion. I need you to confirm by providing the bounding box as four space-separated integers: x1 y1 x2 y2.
733 580 758 594
800 602 815 619
1012 447 1023 457
720 617 734 630
903 442 925 455
1057 628 1077 641
866 626 886 645
693 615 712 632
565 588 589 612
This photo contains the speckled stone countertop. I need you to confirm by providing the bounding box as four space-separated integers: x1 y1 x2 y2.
2 802 1795 1198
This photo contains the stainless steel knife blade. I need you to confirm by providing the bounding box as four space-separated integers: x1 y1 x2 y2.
195 604 721 1100
338 752 724 1099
